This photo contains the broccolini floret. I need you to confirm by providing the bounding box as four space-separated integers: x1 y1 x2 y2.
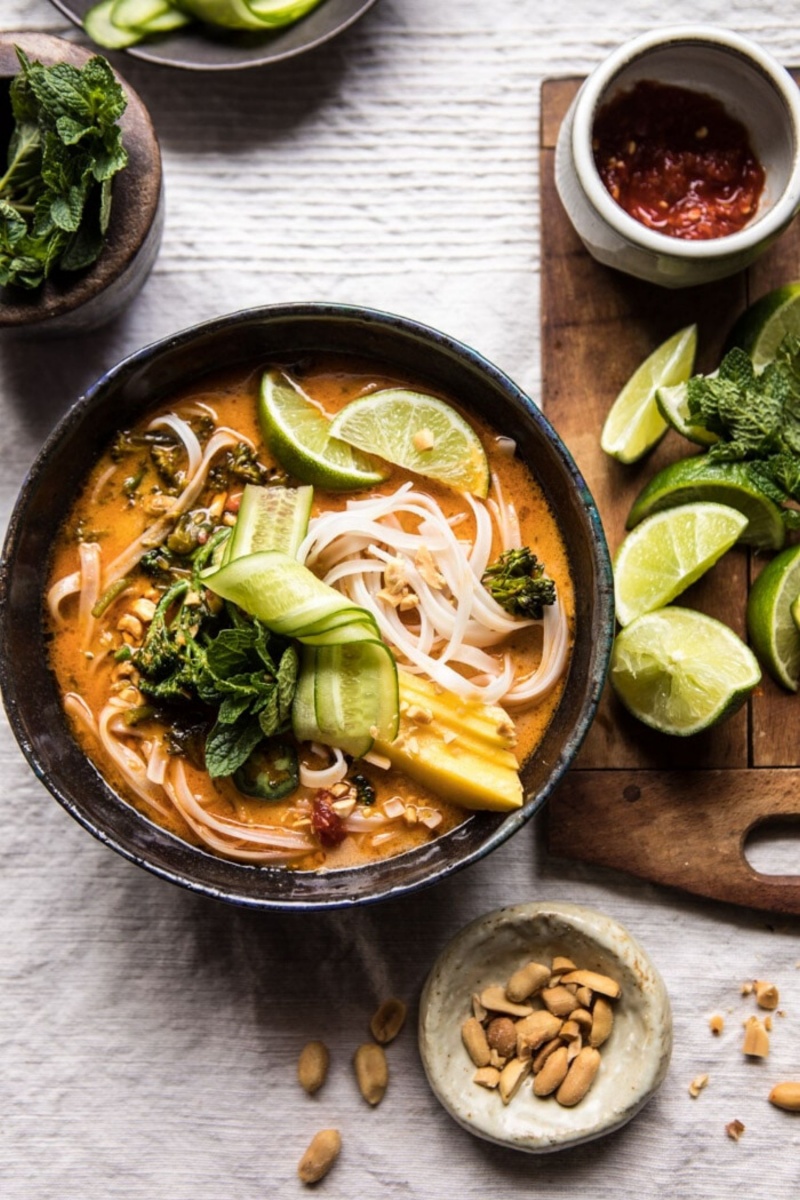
482 547 557 619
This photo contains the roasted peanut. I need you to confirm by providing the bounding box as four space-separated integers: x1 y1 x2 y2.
370 998 407 1044
531 1036 563 1074
742 1016 770 1058
498 1056 531 1104
540 985 580 1018
473 1066 501 1089
298 1040 330 1095
486 1017 518 1059
353 1043 389 1105
551 956 577 974
533 1045 570 1097
461 1017 491 1067
768 1082 800 1111
709 1014 724 1036
559 969 621 999
555 1046 601 1107
755 980 779 1011
516 1010 563 1056
589 996 614 1048
479 985 533 1018
689 1074 709 1098
506 961 550 1003
725 1119 745 1142
298 1129 341 1184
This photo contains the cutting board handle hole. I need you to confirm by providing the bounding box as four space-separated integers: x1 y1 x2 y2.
743 819 800 877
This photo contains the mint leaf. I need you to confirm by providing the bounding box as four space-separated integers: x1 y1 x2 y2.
0 47 127 290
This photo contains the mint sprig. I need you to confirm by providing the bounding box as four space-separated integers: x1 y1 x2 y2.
0 48 127 290
686 335 800 528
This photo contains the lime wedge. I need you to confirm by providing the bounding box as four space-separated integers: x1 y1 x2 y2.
655 381 719 447
726 283 800 370
614 502 747 627
259 372 389 492
610 607 761 736
600 325 697 464
627 457 786 550
746 544 800 691
329 389 490 498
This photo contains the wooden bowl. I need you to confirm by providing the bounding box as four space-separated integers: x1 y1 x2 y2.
0 32 163 337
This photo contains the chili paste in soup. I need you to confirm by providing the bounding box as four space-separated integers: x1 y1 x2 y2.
46 358 574 870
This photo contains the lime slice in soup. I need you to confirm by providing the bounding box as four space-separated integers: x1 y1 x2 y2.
613 502 746 627
259 371 389 491
329 389 490 497
610 607 760 736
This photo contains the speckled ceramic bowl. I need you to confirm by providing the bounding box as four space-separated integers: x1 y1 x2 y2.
0 32 163 337
555 26 800 288
0 305 613 910
419 901 672 1151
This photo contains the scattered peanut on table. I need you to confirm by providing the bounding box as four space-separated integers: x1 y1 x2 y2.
298 1129 342 1184
462 955 620 1108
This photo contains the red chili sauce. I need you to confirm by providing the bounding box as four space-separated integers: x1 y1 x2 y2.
592 80 765 240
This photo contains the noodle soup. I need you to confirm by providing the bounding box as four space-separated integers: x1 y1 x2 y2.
46 356 574 871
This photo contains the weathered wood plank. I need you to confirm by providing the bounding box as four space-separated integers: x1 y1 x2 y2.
547 769 800 914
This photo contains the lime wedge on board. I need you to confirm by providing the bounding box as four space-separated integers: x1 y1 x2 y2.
627 457 786 550
614 501 747 627
600 324 697 463
610 607 761 736
746 544 800 691
725 283 800 370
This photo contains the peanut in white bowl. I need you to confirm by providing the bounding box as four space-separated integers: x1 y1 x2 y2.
418 901 672 1152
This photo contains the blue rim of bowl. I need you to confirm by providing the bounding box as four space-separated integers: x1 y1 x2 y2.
47 0 380 71
0 303 614 910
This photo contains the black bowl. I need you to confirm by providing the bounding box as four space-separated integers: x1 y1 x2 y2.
49 0 379 71
0 304 614 910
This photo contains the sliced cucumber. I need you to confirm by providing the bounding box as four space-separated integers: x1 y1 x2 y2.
205 550 373 639
315 640 398 746
228 483 313 562
85 0 146 47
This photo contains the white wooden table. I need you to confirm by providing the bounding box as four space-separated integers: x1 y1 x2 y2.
1 3 798 1196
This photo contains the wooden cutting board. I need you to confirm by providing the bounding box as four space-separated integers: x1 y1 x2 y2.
540 76 800 915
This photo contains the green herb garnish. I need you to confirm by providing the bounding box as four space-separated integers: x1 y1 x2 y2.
0 48 127 291
686 336 800 529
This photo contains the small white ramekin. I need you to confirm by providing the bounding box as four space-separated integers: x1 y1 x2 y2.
555 26 800 288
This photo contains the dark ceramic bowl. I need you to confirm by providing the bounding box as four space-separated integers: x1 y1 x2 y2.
0 32 163 337
0 304 614 910
49 0 379 71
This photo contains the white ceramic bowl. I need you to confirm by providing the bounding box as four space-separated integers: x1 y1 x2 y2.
418 901 672 1153
555 26 800 288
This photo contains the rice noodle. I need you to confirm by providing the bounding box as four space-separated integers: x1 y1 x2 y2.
64 691 97 738
299 747 348 789
77 542 102 651
97 699 172 818
298 479 568 710
47 571 81 625
148 413 203 481
163 758 314 863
